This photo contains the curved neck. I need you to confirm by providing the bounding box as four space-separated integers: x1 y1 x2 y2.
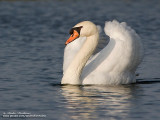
61 32 99 84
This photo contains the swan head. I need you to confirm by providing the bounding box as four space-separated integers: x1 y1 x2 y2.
65 21 98 45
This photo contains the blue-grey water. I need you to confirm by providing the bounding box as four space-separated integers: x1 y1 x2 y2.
0 0 160 120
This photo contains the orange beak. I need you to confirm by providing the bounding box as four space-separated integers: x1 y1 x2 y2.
65 30 79 45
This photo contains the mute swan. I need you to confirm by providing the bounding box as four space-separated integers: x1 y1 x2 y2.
61 20 143 85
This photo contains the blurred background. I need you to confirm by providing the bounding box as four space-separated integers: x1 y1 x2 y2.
0 0 160 120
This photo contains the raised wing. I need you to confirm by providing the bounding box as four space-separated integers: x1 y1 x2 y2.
81 20 143 84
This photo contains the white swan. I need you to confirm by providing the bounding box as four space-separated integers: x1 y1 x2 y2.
61 20 143 85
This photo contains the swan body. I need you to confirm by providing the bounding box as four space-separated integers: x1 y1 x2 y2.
61 20 143 85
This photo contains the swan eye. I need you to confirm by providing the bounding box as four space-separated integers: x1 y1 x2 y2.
69 26 83 35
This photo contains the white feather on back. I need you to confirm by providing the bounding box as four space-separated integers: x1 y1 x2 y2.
81 20 143 85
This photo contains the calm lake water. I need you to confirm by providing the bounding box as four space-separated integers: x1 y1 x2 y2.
0 0 160 120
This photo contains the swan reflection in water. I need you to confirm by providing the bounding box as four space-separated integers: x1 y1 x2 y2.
61 84 139 120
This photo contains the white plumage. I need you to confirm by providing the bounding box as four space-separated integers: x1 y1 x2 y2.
62 20 143 85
